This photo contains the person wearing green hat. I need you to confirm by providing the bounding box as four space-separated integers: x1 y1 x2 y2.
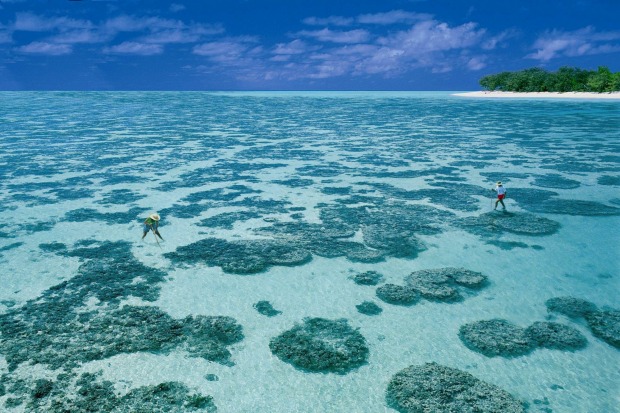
142 213 164 240
492 181 507 210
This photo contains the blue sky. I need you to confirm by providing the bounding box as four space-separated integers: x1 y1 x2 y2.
1 0 619 90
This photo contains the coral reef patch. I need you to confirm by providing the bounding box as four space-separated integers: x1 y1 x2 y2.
386 362 525 413
405 267 487 302
253 301 282 317
269 318 369 374
546 297 620 349
459 319 535 357
545 297 598 319
457 211 560 236
376 284 419 306
164 238 312 274
525 322 588 350
352 271 383 286
356 301 383 316
0 240 241 411
1 371 216 412
458 318 587 357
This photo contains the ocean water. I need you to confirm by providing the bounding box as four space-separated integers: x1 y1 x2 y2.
0 91 618 413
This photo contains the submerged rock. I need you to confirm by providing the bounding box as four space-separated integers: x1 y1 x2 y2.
458 211 560 237
352 271 383 286
545 296 598 318
532 174 580 189
164 238 312 274
459 319 535 357
180 315 244 364
0 241 244 372
386 363 525 413
54 373 215 413
546 296 620 349
253 300 282 317
527 199 620 216
525 322 588 351
376 284 419 306
460 318 590 357
2 370 216 413
356 301 383 316
362 224 426 259
585 310 620 349
269 318 369 374
405 267 487 302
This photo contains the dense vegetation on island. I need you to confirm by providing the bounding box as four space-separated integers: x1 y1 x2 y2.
480 66 620 93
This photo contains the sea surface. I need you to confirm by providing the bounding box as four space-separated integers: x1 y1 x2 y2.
0 91 618 412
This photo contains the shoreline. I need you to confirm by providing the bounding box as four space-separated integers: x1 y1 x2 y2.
453 91 620 99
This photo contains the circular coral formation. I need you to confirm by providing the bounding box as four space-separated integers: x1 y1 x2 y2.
352 270 383 286
253 301 282 317
356 301 383 316
405 267 487 302
386 363 525 413
545 296 598 318
532 174 581 189
376 284 419 306
525 322 588 351
164 238 312 274
459 319 534 357
458 212 560 237
451 268 488 287
269 318 369 374
585 310 620 349
545 297 619 349
532 199 620 216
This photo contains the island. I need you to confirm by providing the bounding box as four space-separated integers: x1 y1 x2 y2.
454 66 620 99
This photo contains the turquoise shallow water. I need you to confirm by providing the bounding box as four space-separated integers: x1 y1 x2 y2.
0 92 619 412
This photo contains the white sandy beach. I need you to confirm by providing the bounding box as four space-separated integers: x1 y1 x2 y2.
454 91 620 99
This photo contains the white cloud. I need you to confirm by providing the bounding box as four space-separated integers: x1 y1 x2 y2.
481 29 518 50
271 39 321 61
302 16 354 27
7 12 222 56
170 3 186 13
287 19 487 78
527 26 620 61
273 39 312 55
103 41 163 55
193 40 248 57
49 29 112 44
16 41 72 55
14 12 93 31
466 56 486 70
378 21 485 54
357 10 432 25
103 15 184 33
297 28 370 44
0 24 11 43
141 28 201 44
193 37 261 66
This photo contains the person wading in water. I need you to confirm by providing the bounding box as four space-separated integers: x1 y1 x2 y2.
492 181 507 210
142 213 164 240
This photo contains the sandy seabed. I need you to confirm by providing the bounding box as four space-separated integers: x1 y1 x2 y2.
453 91 620 99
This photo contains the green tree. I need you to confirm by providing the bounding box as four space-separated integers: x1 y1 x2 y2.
612 72 620 91
587 66 613 92
478 66 620 92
